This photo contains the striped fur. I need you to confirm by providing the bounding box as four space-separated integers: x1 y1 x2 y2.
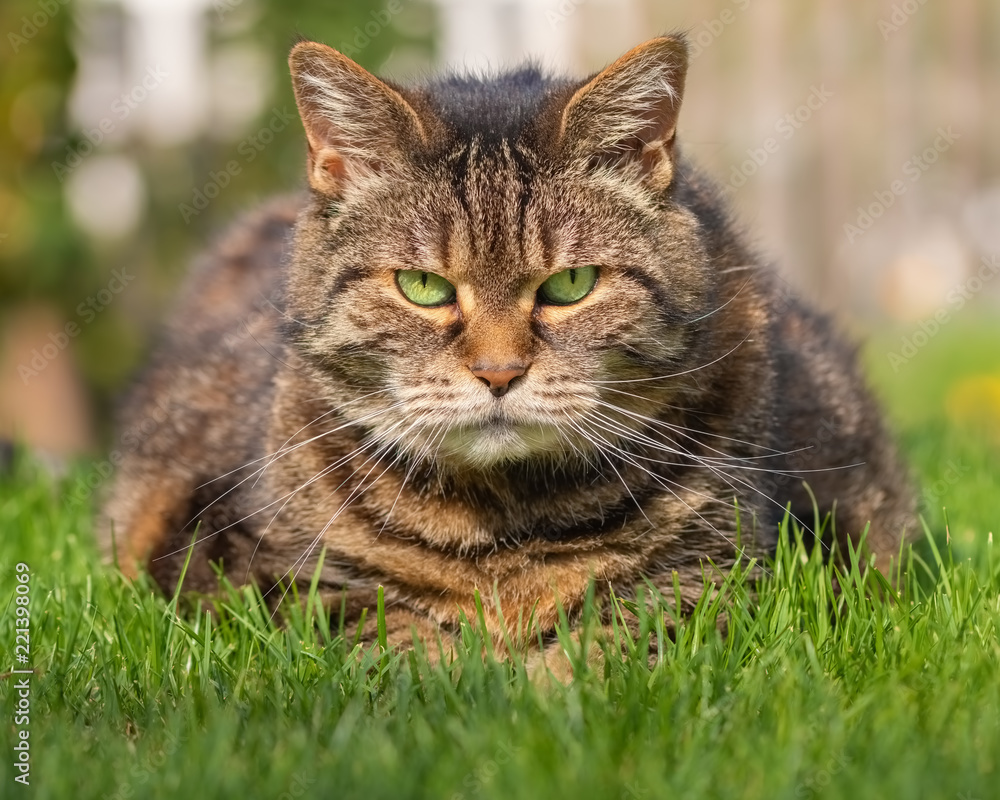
101 36 916 660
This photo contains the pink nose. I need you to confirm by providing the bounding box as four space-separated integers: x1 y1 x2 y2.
470 365 527 397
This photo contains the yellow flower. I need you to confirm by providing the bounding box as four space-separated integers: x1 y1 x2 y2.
945 374 1000 432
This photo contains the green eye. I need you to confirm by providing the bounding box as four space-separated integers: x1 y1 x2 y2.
396 270 456 307
538 265 598 305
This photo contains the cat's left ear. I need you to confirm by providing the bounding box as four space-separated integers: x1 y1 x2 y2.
558 35 688 191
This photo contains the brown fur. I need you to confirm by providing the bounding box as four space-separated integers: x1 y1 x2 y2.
101 36 915 657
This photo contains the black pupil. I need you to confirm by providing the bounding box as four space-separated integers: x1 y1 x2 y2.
568 269 577 284
421 272 428 288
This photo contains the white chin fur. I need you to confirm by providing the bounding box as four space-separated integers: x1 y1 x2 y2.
437 423 566 469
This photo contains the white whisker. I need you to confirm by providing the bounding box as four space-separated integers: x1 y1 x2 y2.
682 275 752 324
592 324 758 385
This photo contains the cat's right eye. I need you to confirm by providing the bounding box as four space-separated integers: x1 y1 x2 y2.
395 270 457 307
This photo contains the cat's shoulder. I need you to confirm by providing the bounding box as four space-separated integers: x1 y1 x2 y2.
165 193 305 340
193 193 303 287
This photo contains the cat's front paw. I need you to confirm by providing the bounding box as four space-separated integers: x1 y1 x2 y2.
524 627 620 686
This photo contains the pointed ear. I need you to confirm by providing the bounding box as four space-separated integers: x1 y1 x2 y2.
289 41 427 197
558 36 688 191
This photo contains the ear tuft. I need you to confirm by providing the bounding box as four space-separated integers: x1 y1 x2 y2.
289 42 427 197
559 35 689 190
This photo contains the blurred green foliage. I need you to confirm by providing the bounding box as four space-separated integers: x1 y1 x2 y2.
865 313 1000 560
1 0 436 439
0 0 91 303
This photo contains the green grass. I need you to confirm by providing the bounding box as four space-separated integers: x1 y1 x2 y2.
2 317 999 800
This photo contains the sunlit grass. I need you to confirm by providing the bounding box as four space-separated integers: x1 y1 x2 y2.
1 316 998 800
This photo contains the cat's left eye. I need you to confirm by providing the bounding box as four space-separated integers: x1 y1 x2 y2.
396 270 456 307
538 266 598 306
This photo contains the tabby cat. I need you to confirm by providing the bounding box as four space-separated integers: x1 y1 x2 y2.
101 34 915 661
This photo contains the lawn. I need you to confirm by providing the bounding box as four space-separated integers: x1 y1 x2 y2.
2 315 999 800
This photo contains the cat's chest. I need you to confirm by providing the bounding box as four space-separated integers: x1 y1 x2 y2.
260 442 672 551
256 456 716 572
241 419 766 637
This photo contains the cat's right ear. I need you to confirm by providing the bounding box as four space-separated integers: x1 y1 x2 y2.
289 42 427 198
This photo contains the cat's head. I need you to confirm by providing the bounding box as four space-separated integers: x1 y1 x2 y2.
285 36 722 471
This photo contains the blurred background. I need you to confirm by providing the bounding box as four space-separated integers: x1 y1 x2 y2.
1 0 998 461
